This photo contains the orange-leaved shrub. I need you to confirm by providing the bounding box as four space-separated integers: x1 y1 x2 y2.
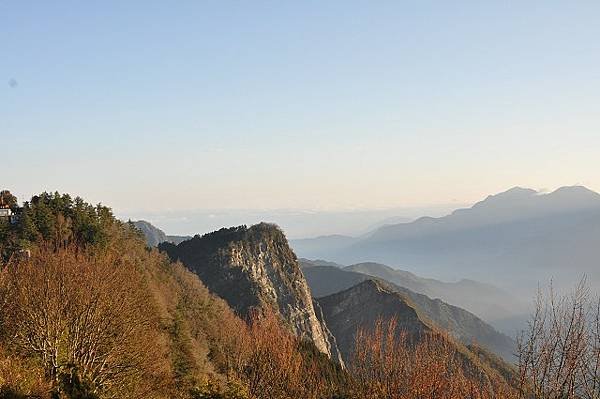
351 317 518 399
0 245 167 398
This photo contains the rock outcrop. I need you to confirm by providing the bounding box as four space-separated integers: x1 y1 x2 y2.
159 223 342 363
133 220 167 247
133 220 192 247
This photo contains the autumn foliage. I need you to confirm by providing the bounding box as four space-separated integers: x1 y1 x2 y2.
0 245 165 398
351 318 518 399
230 309 345 399
2 190 590 399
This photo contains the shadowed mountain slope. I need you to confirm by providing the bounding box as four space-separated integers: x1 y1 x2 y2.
344 262 525 331
303 264 515 361
317 279 430 361
317 279 518 389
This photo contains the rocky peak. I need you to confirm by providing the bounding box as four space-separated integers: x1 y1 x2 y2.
317 279 430 361
159 223 342 363
318 279 516 386
133 220 168 247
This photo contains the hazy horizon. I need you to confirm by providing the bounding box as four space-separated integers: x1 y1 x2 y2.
119 202 463 238
5 184 599 238
4 2 600 214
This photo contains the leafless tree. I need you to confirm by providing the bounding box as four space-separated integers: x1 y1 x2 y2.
351 317 517 399
517 278 600 399
233 309 331 399
0 245 162 398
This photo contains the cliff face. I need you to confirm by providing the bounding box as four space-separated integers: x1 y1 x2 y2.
133 220 192 247
159 223 341 362
133 220 167 247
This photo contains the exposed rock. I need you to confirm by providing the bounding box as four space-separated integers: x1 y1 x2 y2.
133 220 167 247
159 223 341 362
312 299 345 366
132 220 193 247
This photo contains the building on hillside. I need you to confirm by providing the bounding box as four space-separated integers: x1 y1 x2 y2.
0 205 19 224
0 205 11 218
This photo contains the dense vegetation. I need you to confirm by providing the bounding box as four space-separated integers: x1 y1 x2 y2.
2 189 593 398
351 319 519 399
158 223 289 271
0 192 344 398
0 191 116 261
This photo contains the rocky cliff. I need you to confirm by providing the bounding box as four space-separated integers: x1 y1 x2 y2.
159 223 342 363
133 220 192 247
133 220 167 247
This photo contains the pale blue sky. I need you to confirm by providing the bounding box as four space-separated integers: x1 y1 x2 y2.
2 1 600 221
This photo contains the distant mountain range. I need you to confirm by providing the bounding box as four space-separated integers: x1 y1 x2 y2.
131 186 600 363
292 186 600 296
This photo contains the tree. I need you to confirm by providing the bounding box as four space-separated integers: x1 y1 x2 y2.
350 317 516 399
232 309 334 399
0 191 118 261
0 245 163 398
53 212 73 250
0 191 17 210
517 278 600 399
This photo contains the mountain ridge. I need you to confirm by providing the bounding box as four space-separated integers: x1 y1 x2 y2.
369 185 600 242
343 262 525 331
302 264 516 361
316 278 518 387
317 279 431 362
291 186 600 296
159 223 343 364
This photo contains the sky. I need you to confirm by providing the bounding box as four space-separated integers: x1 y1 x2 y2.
2 1 600 236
